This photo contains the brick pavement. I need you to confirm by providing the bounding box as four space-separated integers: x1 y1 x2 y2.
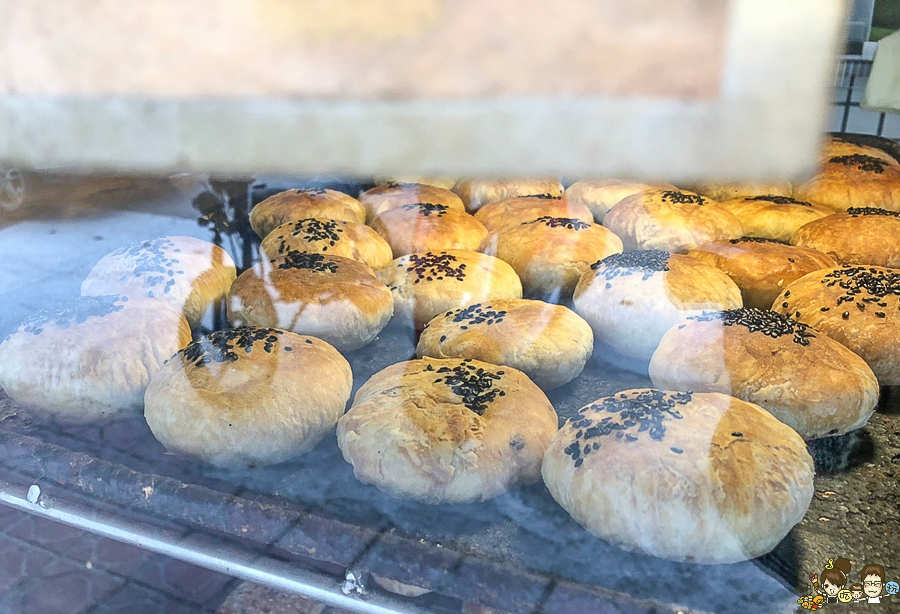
0 504 236 614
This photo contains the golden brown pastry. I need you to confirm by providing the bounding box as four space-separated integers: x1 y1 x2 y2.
819 135 898 165
572 251 742 360
564 179 676 223
377 250 522 329
359 182 464 222
250 189 366 238
603 189 743 253
479 217 623 302
337 358 558 503
417 299 593 390
259 217 393 269
541 389 814 563
686 181 793 202
81 235 236 327
717 194 834 243
794 155 900 212
378 177 457 190
687 237 837 310
145 327 352 468
772 265 900 384
227 251 393 352
649 308 879 440
473 195 593 233
452 179 565 212
790 207 900 269
0 295 191 422
369 203 489 257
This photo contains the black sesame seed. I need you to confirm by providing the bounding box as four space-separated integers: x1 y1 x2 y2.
591 250 671 281
829 154 888 173
404 253 466 283
525 216 591 230
564 390 691 467
689 308 816 345
433 363 504 415
847 207 900 218
660 190 706 205
21 295 128 334
730 236 789 245
401 202 450 218
745 195 812 207
275 251 339 273
180 327 284 366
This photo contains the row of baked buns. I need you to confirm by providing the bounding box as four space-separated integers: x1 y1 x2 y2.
0 252 862 569
1 138 896 567
235 168 887 568
0 233 834 569
8 165 883 433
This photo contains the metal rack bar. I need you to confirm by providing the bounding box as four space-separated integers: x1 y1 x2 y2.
841 69 857 133
0 477 423 614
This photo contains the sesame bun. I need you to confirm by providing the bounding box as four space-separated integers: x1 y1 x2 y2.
81 236 236 327
564 180 676 223
479 217 623 302
793 155 900 212
541 389 814 563
359 182 464 223
145 327 352 468
417 299 593 390
250 189 366 238
473 195 593 233
337 358 558 503
378 177 457 190
686 181 793 202
377 250 522 329
0 295 191 423
717 195 834 243
572 251 742 360
687 237 836 310
649 309 879 440
772 265 900 385
370 203 488 258
790 207 900 269
259 218 392 269
820 136 899 165
452 179 564 213
604 189 743 253
227 251 393 352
